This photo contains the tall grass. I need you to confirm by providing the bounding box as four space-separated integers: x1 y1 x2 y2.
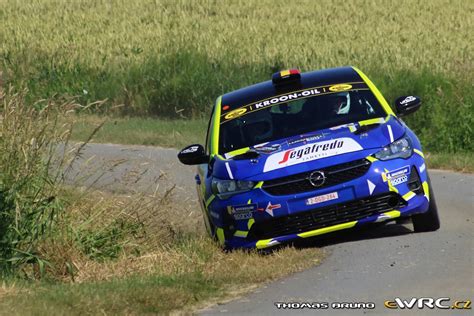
0 90 155 278
0 89 74 274
1 0 472 152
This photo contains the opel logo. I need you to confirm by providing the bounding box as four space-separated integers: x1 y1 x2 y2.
308 171 326 187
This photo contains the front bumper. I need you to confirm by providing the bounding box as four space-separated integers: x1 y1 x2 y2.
208 153 430 249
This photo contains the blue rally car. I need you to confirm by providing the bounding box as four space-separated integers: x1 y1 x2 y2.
178 67 440 249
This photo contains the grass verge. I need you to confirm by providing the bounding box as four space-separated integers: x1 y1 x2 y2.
71 115 473 173
0 239 323 315
71 114 207 149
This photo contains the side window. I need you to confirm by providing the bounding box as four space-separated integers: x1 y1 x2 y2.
204 105 215 156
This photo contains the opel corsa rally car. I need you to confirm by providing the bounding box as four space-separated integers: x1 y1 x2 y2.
178 67 440 249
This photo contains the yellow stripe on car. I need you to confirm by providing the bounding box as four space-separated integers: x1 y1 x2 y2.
382 210 401 219
205 195 215 208
422 181 430 201
254 181 264 189
210 96 222 156
297 221 357 239
247 218 255 230
414 149 425 158
366 156 378 163
216 228 225 244
375 210 401 222
359 117 387 126
234 230 248 238
402 191 416 201
256 238 280 249
383 168 399 193
225 147 250 158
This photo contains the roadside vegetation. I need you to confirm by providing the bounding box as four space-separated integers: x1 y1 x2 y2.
0 90 324 314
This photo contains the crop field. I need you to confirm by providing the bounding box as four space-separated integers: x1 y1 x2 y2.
1 0 473 153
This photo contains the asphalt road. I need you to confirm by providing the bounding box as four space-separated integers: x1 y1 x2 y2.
70 143 473 315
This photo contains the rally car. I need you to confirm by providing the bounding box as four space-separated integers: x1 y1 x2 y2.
178 67 440 249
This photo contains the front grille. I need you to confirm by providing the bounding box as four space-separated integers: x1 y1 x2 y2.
249 192 406 240
262 158 371 196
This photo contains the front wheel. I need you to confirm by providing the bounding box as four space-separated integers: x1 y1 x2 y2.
412 176 440 232
202 205 218 241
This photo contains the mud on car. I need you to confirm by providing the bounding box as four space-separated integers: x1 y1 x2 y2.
178 67 440 249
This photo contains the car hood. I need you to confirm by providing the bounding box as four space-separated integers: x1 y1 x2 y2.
212 116 406 181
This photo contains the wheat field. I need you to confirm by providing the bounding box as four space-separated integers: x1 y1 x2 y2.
1 0 473 151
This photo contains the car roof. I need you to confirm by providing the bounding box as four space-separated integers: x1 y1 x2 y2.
221 66 362 109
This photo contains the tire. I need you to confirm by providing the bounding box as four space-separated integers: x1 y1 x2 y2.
412 175 440 232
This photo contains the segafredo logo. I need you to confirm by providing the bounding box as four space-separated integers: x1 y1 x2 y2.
263 138 363 172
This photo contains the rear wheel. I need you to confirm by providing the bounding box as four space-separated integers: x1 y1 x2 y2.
412 175 440 232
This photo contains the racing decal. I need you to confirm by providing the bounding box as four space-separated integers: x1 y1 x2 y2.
224 162 234 179
263 138 363 172
306 192 338 206
227 204 257 220
287 133 328 146
367 179 376 195
329 84 352 92
419 163 426 173
180 145 199 154
262 202 281 217
224 108 247 120
400 96 416 105
385 166 410 186
234 213 252 220
220 82 369 124
387 125 394 142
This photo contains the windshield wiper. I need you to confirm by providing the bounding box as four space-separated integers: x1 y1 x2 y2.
232 150 260 160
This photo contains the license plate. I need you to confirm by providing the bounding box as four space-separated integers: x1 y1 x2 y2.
306 192 339 205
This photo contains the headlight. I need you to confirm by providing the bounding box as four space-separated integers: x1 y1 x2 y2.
373 135 413 160
211 178 255 196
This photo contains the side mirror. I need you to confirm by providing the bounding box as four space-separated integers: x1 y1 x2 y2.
177 144 209 165
395 95 421 116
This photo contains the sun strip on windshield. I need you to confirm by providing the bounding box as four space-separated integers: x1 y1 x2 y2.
220 82 369 124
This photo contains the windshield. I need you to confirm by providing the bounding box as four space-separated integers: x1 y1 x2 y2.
219 89 386 154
